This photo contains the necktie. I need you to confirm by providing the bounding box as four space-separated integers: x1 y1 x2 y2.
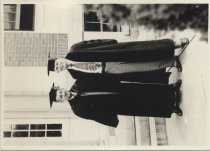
71 62 102 73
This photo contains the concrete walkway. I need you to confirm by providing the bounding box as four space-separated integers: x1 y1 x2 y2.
137 28 209 146
164 30 208 146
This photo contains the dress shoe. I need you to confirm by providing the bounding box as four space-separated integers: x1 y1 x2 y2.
174 88 181 107
173 79 182 93
174 106 183 116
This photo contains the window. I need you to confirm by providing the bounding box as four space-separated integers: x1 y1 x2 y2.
84 10 121 32
4 4 20 30
4 4 35 30
3 124 62 138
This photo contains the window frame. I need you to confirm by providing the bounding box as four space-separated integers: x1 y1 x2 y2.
84 10 122 32
4 4 35 31
4 4 20 30
3 119 68 142
4 123 63 138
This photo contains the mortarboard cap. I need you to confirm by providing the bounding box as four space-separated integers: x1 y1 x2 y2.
49 83 57 107
47 51 57 76
48 58 56 76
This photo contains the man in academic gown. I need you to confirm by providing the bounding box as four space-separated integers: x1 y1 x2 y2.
49 79 183 127
48 38 188 83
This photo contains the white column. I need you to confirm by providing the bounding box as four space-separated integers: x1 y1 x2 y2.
125 117 136 145
149 117 157 146
134 117 142 145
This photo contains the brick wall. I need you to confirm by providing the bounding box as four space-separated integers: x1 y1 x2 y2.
4 32 68 66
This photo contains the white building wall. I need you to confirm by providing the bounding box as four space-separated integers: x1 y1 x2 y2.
34 4 83 48
2 118 106 147
3 3 109 147
5 67 52 94
4 3 83 112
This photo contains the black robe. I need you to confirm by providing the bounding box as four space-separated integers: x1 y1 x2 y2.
66 39 175 62
66 39 174 83
69 80 176 127
68 68 171 84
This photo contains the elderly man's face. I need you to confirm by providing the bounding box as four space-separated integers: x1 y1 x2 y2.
56 88 69 102
54 58 69 73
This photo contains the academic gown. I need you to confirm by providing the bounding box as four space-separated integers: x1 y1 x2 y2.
66 39 175 62
68 68 171 84
68 80 176 127
66 39 174 83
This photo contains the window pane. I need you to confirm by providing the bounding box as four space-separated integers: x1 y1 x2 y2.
84 11 99 22
102 17 109 23
13 131 28 137
13 124 29 130
30 124 45 130
30 131 45 137
4 13 16 21
19 4 35 30
112 25 118 32
103 24 118 32
47 124 62 130
4 13 9 22
4 22 15 30
103 24 112 32
85 23 100 31
3 131 11 137
4 4 16 12
47 131 62 137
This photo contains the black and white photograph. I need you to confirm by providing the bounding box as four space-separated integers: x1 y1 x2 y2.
0 0 209 150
